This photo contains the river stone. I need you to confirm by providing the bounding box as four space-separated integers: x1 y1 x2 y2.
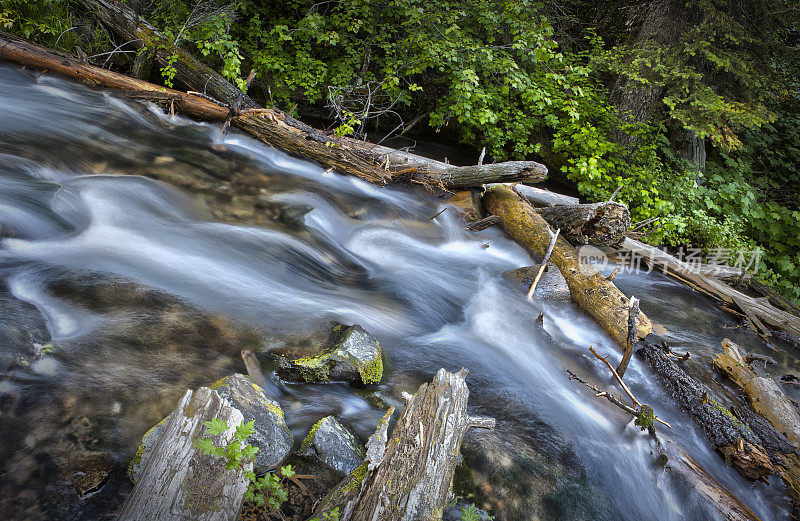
503 265 570 301
129 374 292 481
278 323 383 385
300 416 366 474
443 503 494 521
210 373 293 473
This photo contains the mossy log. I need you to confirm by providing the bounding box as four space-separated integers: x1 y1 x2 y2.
637 343 774 481
622 237 800 341
310 368 494 521
713 339 800 447
482 185 651 347
117 387 250 521
535 201 631 246
76 0 257 109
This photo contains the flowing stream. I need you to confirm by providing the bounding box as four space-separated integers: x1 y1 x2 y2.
0 64 798 520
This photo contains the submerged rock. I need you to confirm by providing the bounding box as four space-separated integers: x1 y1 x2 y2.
130 373 293 481
63 451 113 497
277 323 383 385
503 265 570 301
300 416 366 474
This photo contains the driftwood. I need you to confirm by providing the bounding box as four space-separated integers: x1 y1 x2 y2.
622 237 800 341
616 297 639 377
482 185 651 348
513 184 580 207
117 387 250 521
535 202 631 246
712 339 800 447
526 226 560 300
310 368 494 521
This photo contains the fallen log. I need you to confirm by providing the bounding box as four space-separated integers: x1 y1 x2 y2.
513 184 580 207
0 34 547 190
309 368 494 521
0 33 229 121
622 237 800 341
482 185 651 347
117 387 250 521
712 339 800 447
76 0 257 109
535 202 631 246
637 343 775 481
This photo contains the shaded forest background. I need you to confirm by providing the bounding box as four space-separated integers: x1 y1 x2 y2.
3 0 800 302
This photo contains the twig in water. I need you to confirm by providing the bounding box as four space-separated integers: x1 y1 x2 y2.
527 227 560 301
430 207 447 220
589 345 640 408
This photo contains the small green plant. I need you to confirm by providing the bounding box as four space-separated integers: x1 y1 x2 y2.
195 418 339 519
460 503 492 521
333 111 362 138
194 418 288 511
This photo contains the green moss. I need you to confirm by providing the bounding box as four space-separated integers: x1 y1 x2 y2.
356 342 383 385
344 461 369 492
300 418 326 454
209 375 229 390
291 351 333 382
634 405 655 431
708 397 749 431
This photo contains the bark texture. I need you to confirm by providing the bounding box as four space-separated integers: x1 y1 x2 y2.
310 368 488 521
117 387 250 521
536 202 631 246
482 185 651 347
637 343 774 481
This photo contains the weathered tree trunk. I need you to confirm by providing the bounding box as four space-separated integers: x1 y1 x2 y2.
622 237 800 341
609 0 686 149
77 0 257 109
536 202 631 246
310 369 494 521
117 387 250 521
482 185 651 347
713 340 800 447
513 184 579 207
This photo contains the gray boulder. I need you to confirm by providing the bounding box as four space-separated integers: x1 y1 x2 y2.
129 373 292 481
278 323 383 385
300 416 365 474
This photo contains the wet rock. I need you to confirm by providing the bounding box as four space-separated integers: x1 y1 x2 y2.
131 374 293 479
63 451 113 497
277 324 383 385
503 265 570 301
299 416 365 474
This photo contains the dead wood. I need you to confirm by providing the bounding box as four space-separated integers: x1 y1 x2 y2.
535 202 631 246
482 185 651 348
117 387 250 521
621 237 800 342
616 296 639 377
309 368 492 521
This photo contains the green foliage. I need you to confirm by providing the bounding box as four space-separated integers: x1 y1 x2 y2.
460 503 493 521
1 0 108 54
194 418 292 511
634 405 656 431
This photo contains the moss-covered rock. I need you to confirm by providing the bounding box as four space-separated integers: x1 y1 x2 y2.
299 416 366 474
277 323 383 386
